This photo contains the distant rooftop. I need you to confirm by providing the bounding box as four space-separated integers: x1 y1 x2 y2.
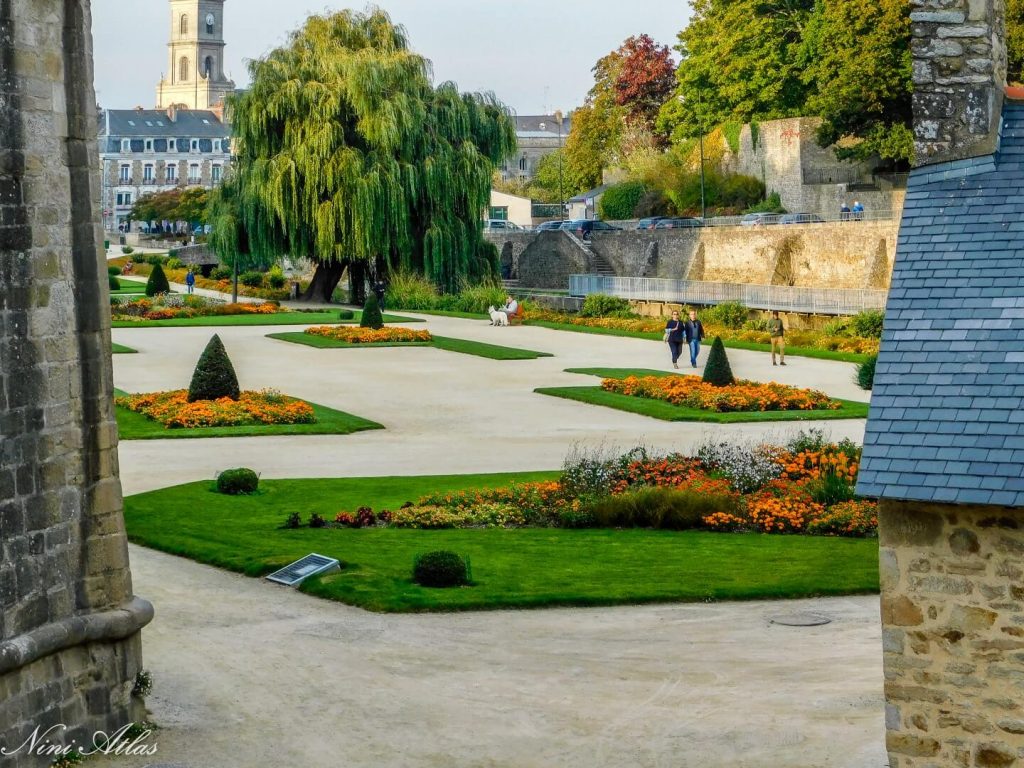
857 101 1024 507
99 108 228 138
515 114 571 138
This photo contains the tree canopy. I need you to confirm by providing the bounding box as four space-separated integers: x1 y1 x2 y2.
130 187 209 226
223 8 516 298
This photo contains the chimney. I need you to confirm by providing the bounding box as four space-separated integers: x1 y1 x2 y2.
911 0 1007 165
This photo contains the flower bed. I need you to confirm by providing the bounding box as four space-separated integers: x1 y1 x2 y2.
602 374 840 412
526 308 880 355
327 434 877 537
305 326 432 344
112 296 281 322
116 389 316 429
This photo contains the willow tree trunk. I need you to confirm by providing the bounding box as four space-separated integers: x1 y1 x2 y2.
349 260 367 306
302 260 345 303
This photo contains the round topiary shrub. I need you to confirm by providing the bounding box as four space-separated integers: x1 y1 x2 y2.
856 354 877 391
188 334 241 402
146 254 166 266
108 265 122 276
145 263 170 297
216 468 259 495
108 274 120 291
338 309 355 320
360 293 384 329
702 336 735 387
210 266 232 281
121 245 134 255
412 551 470 588
240 270 265 288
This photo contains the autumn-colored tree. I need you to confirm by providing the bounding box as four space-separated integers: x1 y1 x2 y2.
1010 0 1024 83
613 34 676 137
130 187 210 228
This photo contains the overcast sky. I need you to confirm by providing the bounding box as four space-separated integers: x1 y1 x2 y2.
90 1 689 115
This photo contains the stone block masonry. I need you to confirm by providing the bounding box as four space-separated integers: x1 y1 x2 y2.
0 1 152 765
879 501 1024 767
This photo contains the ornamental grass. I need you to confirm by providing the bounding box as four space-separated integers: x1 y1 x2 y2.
116 389 316 429
305 326 432 344
601 374 840 412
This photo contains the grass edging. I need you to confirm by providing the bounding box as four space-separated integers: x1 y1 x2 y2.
111 343 137 354
114 389 383 440
112 310 422 329
535 386 870 423
124 473 880 613
267 332 553 360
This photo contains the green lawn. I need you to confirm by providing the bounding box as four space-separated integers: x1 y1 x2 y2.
536 383 870 423
267 332 553 360
392 308 489 320
526 320 872 364
111 343 137 354
111 310 421 329
114 390 382 440
124 473 880 613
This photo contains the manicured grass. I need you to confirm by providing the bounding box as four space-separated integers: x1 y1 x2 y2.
124 473 880 613
267 332 553 360
536 386 870 423
111 310 421 329
111 343 137 354
526 320 872 364
394 308 489 320
567 367 678 379
114 390 382 440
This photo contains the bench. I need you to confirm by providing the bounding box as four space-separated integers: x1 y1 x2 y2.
508 305 525 326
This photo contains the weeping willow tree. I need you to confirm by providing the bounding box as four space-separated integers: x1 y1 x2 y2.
222 8 516 300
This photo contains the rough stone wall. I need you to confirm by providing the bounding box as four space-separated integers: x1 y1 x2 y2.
879 500 1024 767
0 1 152 764
496 222 899 290
911 0 1007 164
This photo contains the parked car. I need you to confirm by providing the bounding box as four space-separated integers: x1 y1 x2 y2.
779 213 826 225
559 219 621 237
636 217 667 230
655 217 703 229
483 219 524 232
741 212 781 226
535 221 564 231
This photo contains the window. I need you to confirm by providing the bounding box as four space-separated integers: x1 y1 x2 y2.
145 139 153 152
169 139 176 151
489 207 508 221
119 164 130 183
180 14 188 36
166 164 177 182
179 57 189 82
143 164 154 182
211 165 222 183
519 156 527 171
206 16 214 35
213 139 221 152
116 192 132 206
189 164 200 183
204 56 213 77
121 139 130 152
190 139 198 152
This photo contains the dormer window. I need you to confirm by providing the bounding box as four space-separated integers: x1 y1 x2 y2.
145 139 153 152
121 139 130 152
190 139 199 152
169 139 176 151
214 140 221 152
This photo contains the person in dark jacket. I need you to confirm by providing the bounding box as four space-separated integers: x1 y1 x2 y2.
665 310 685 369
684 309 705 368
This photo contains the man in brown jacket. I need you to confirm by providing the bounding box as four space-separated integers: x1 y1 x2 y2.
768 310 786 366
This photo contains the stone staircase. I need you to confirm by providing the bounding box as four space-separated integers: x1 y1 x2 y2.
564 231 615 276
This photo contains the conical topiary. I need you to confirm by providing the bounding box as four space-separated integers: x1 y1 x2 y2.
702 336 735 388
146 263 170 296
187 334 241 402
360 292 384 329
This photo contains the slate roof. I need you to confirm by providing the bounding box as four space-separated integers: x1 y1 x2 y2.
856 101 1024 507
568 184 611 203
515 114 571 137
98 109 229 139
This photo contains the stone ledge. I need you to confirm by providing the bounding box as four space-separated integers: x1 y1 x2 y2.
0 596 154 675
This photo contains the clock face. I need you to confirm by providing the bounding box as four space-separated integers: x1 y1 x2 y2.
206 12 215 26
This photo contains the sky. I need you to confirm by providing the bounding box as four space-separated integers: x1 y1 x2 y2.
90 1 690 115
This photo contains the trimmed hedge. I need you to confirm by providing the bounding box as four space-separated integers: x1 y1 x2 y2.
145 264 170 296
216 468 259 495
188 334 241 402
703 337 735 387
412 551 470 588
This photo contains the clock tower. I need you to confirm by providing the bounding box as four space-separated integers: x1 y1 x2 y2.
156 0 236 110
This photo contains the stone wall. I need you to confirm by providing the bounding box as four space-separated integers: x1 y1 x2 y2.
911 0 1006 164
879 500 1024 767
492 221 899 291
0 1 151 764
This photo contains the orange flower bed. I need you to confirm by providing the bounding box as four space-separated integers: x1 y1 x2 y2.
777 449 858 483
305 326 433 344
602 375 840 412
113 298 281 321
115 389 316 429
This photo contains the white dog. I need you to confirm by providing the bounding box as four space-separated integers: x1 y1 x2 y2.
488 306 509 326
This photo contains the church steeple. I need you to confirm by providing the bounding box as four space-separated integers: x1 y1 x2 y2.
156 0 236 110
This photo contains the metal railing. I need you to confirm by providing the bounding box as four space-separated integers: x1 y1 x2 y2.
568 275 888 316
802 166 864 185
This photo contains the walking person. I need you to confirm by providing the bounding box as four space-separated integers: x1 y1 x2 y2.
768 310 786 366
665 310 685 369
185 268 195 295
684 309 705 368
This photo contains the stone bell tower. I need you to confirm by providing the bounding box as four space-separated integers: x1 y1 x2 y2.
156 0 236 110
1 1 153 764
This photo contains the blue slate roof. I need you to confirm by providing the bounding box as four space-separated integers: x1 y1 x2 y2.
857 101 1024 507
98 109 229 140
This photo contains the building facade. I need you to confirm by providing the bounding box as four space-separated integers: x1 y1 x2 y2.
98 107 232 232
156 0 235 110
501 114 571 182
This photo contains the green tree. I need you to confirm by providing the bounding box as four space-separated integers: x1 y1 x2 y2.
801 0 913 164
702 336 735 387
360 293 384 329
659 0 815 142
1010 0 1024 83
175 188 210 226
188 334 241 402
598 181 647 219
145 263 170 297
223 9 516 301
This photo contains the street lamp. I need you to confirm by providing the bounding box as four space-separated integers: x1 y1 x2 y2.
697 90 707 221
540 111 566 221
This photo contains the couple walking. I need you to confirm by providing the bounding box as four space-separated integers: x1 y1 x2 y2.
665 310 704 369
